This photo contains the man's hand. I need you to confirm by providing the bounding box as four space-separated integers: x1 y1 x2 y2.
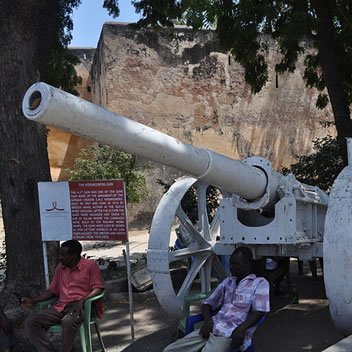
0 315 12 335
20 290 55 308
231 326 246 349
70 299 84 318
199 319 213 339
20 297 34 308
200 303 213 339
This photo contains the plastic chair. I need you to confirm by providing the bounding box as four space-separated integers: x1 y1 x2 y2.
178 291 213 336
185 313 265 352
36 290 106 352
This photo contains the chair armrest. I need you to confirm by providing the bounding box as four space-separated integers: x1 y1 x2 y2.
179 291 213 334
83 289 105 320
182 291 212 318
35 297 58 312
84 289 105 308
84 289 105 303
185 314 204 335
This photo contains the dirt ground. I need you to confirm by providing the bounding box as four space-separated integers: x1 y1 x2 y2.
254 272 343 352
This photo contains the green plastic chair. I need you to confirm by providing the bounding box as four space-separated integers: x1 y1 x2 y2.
36 290 106 352
178 291 213 336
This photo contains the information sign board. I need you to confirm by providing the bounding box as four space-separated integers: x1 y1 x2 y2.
38 180 128 241
69 180 128 241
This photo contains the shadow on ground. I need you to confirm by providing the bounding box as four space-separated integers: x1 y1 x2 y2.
16 261 343 352
120 327 177 352
96 261 344 352
254 267 343 352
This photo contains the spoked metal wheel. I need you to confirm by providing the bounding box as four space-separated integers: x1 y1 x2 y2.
147 176 228 318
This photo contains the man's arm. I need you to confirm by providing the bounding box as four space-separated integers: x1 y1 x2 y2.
198 278 228 339
71 261 104 316
84 287 103 301
21 290 56 308
230 311 265 348
199 304 214 339
70 287 103 316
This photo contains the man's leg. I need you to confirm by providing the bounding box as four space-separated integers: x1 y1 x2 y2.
202 333 231 352
60 309 84 352
163 329 206 352
25 307 63 352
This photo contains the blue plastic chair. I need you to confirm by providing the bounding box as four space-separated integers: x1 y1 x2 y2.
185 313 266 352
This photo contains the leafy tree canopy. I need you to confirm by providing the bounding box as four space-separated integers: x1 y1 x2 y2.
47 0 120 94
68 145 148 203
282 135 344 192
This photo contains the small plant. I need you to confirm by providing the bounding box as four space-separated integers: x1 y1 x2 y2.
156 179 220 220
281 135 344 192
68 145 148 203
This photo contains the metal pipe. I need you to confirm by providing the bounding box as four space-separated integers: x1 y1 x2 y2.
22 82 268 200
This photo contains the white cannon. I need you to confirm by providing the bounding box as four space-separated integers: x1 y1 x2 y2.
22 82 352 334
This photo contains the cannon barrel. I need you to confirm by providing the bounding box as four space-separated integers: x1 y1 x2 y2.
22 82 277 200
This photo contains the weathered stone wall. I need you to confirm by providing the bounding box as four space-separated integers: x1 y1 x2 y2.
94 24 333 163
89 23 333 226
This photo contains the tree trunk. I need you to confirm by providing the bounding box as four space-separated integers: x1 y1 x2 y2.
0 1 59 295
311 0 352 164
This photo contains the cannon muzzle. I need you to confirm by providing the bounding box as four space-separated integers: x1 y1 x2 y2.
22 82 276 201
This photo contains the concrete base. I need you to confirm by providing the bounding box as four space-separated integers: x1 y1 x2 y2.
322 335 352 351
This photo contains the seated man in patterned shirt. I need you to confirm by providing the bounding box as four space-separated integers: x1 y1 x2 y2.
164 246 270 352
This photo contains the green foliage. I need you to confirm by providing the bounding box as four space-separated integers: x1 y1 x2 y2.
281 135 344 192
103 0 120 17
43 46 82 95
68 145 148 203
132 0 182 27
47 0 120 95
156 179 220 220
